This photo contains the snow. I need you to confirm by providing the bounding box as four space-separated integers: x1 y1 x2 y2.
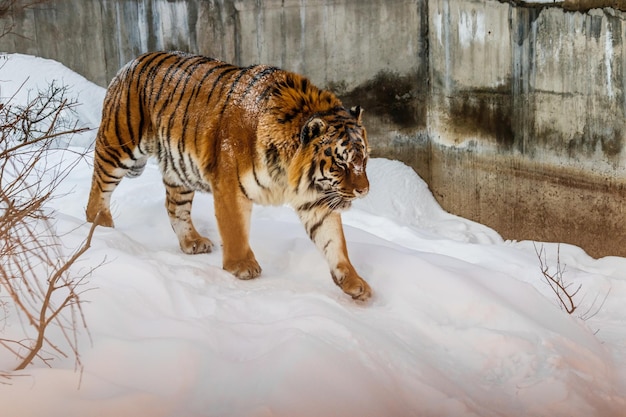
1 53 625 416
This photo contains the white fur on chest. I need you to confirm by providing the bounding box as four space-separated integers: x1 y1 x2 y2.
239 169 291 206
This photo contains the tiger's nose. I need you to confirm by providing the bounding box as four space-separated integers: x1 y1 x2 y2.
353 186 369 198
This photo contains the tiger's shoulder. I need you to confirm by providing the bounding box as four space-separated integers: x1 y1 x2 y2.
255 69 344 154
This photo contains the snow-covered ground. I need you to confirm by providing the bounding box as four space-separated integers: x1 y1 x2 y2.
1 54 625 416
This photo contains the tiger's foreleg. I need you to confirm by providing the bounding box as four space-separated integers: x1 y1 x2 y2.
164 182 214 254
212 184 261 280
298 209 372 301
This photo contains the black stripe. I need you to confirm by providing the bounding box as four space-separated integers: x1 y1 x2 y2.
307 161 319 190
204 67 241 174
123 77 138 151
171 187 194 196
278 108 299 124
113 54 173 162
256 84 276 104
112 117 137 161
127 55 165 151
122 55 169 148
157 59 211 186
242 66 278 98
176 132 191 180
222 65 254 110
160 131 185 182
171 197 193 206
142 53 178 109
296 201 322 212
109 79 137 162
265 144 284 180
238 180 250 200
154 58 198 124
300 77 310 92
181 62 227 132
265 144 280 165
189 154 204 182
307 211 330 241
251 164 267 189
179 62 234 152
95 147 128 170
95 168 123 183
206 66 239 105
283 75 297 89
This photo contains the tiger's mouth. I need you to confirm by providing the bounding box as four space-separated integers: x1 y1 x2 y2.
311 181 368 210
334 198 353 211
331 189 369 210
312 190 355 211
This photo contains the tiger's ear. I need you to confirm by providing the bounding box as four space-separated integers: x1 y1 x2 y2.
350 105 364 125
301 117 327 145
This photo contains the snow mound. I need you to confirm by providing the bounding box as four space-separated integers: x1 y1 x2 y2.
0 53 105 148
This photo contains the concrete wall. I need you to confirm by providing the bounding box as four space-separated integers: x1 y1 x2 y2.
1 0 423 89
427 2 626 257
1 0 625 257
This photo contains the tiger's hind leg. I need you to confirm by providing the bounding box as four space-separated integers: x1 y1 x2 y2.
86 146 137 227
164 181 214 254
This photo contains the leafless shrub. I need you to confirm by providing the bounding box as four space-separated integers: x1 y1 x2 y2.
534 243 579 314
3 80 80 144
534 243 609 321
0 79 97 376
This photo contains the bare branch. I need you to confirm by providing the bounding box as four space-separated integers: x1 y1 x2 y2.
534 243 577 314
13 214 101 371
533 243 611 325
579 287 612 322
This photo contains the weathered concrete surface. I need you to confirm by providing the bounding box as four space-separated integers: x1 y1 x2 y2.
0 0 423 90
1 0 626 257
428 1 626 257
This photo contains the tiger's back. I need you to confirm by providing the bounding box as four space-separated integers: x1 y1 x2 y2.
94 51 279 193
86 51 372 301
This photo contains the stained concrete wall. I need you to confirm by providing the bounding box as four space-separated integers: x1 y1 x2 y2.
1 0 625 257
0 0 423 90
427 2 626 257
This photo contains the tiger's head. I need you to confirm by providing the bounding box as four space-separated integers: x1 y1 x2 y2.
296 105 370 210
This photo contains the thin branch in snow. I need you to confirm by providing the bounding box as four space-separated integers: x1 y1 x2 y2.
534 243 579 315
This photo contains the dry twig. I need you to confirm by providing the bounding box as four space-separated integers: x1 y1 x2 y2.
534 243 579 314
533 243 611 324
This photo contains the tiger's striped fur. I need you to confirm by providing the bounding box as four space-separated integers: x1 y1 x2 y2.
86 51 372 301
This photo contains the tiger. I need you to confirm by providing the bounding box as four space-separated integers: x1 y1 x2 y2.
86 51 372 301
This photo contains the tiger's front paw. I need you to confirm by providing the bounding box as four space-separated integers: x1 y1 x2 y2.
224 258 262 280
332 267 372 302
342 277 372 301
180 236 214 254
